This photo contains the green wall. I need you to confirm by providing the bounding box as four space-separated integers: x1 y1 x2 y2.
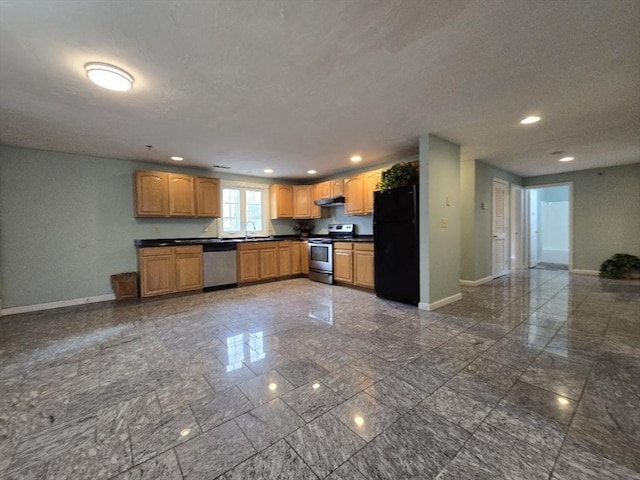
524 163 640 271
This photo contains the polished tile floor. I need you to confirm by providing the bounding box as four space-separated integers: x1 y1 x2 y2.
1 270 639 479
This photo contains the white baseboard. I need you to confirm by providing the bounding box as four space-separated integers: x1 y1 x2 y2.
570 269 599 276
0 294 116 317
459 276 492 287
419 292 462 312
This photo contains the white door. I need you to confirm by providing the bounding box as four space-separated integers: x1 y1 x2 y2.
528 189 540 268
510 185 523 269
492 179 509 278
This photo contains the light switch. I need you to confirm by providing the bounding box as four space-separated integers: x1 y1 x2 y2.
441 218 447 228
446 196 450 206
481 203 487 210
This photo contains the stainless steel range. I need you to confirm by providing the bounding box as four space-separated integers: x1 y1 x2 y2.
308 224 354 284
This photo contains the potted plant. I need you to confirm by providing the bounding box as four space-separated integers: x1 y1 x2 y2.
293 221 314 238
377 162 419 191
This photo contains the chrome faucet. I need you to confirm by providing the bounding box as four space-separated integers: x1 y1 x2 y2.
245 221 256 239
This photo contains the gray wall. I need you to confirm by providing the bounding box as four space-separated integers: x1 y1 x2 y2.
420 134 461 305
524 163 640 270
0 145 290 309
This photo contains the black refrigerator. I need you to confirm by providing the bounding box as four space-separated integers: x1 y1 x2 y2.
373 184 419 305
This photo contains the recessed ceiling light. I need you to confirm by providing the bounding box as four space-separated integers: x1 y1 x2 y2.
171 156 183 161
350 155 362 163
85 62 134 91
559 157 574 162
520 115 541 125
264 168 273 173
307 170 317 174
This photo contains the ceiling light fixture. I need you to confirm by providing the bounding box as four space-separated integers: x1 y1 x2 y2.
559 157 574 162
264 168 273 173
350 155 362 163
171 156 183 161
85 62 134 91
307 170 317 174
520 115 541 125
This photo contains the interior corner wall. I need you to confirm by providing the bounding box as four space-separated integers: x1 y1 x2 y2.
419 134 461 306
460 160 476 281
523 163 640 270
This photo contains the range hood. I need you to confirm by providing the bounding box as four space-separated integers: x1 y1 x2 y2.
314 195 345 206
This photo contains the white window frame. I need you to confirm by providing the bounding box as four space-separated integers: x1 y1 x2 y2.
219 180 270 238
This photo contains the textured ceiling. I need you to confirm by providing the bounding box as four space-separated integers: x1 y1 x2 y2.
0 0 638 180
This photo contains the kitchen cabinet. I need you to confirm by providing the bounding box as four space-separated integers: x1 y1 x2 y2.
330 178 344 197
291 241 302 274
293 185 312 219
270 184 293 219
195 177 220 217
333 242 354 284
364 169 383 215
354 243 375 288
138 245 203 297
344 174 365 215
237 242 278 283
301 241 309 274
135 170 220 218
169 174 195 216
333 242 374 289
309 184 322 219
317 181 331 199
135 171 169 217
278 241 292 276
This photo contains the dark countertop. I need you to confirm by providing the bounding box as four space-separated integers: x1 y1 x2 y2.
135 234 373 248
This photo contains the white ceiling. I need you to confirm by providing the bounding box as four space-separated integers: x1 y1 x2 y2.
1 0 638 180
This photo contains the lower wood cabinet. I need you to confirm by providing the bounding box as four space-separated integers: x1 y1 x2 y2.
333 242 374 289
138 245 203 297
238 240 308 283
301 241 309 274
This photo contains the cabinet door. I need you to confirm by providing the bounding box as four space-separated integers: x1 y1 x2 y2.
344 174 364 215
195 177 220 217
291 242 301 274
293 185 311 219
270 185 293 219
318 181 331 199
354 244 375 289
310 184 321 219
278 242 292 276
175 246 203 291
169 174 195 216
331 178 344 197
301 241 309 274
135 171 169 217
364 169 383 215
334 249 354 284
238 249 260 283
259 246 278 279
139 248 174 296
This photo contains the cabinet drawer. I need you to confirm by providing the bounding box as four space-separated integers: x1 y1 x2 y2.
333 242 353 250
140 247 172 257
354 243 374 252
175 245 202 255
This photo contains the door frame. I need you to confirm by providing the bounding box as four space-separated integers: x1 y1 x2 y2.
523 182 574 271
510 184 524 269
491 178 510 279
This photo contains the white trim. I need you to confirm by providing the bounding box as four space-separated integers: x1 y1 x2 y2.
459 276 492 287
418 292 462 311
570 269 599 276
0 294 115 317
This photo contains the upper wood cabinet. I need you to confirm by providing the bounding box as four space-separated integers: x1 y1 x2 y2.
135 170 220 218
317 181 331 199
270 184 293 219
330 178 344 197
195 177 220 217
364 169 383 215
135 171 169 216
310 184 322 219
169 174 195 216
344 174 365 215
293 185 312 219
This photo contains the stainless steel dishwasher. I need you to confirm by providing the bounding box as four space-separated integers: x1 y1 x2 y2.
203 243 238 291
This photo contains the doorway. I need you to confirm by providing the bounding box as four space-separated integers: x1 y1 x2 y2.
525 184 572 270
492 178 510 278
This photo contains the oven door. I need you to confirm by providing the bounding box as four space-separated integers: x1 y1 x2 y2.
309 242 333 272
